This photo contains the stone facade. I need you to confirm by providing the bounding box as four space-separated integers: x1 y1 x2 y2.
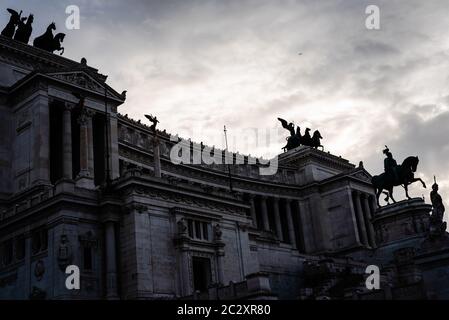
0 35 449 300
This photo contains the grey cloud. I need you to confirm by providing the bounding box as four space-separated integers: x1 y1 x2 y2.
3 0 449 204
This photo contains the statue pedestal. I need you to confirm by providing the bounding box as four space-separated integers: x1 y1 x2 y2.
54 178 75 194
372 198 432 246
75 175 95 190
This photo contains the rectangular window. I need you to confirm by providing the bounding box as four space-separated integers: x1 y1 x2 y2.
2 239 13 266
202 223 209 240
195 221 202 239
31 229 48 255
16 237 25 260
41 230 48 251
186 219 211 241
187 220 194 238
83 246 93 271
31 231 41 255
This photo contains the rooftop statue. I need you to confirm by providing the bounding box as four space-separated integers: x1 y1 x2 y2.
278 117 323 151
13 13 33 44
33 22 65 55
371 146 427 206
145 114 159 131
1 8 22 38
429 176 447 237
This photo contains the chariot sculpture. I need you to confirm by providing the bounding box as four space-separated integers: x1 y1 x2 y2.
278 117 323 151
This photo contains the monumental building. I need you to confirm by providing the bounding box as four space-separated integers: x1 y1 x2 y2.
0 34 448 300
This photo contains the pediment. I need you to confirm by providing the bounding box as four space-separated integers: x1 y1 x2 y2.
46 71 124 101
350 169 372 182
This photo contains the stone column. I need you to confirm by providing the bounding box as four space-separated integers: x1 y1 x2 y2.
78 112 89 176
180 248 191 295
107 114 120 180
62 103 73 179
76 109 94 189
260 196 270 231
285 199 297 249
346 187 362 246
105 221 119 299
363 194 376 248
293 200 305 251
248 194 257 228
153 134 161 178
216 250 225 285
273 197 283 241
354 191 369 246
87 113 95 177
31 95 51 185
370 195 379 216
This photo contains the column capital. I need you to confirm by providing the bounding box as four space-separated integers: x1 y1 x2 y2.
64 102 76 111
362 192 373 200
78 108 95 125
247 193 256 200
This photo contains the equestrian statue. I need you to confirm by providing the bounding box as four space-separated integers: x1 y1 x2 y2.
1 8 65 55
371 146 426 206
33 22 65 55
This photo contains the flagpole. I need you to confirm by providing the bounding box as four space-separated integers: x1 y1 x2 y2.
224 125 234 193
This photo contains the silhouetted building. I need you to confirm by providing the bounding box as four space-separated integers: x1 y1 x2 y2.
0 35 448 300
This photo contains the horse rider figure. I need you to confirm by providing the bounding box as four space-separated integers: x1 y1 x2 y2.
383 146 398 184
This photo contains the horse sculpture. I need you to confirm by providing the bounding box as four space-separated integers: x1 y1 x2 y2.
371 156 427 206
13 13 33 44
33 22 65 55
1 8 22 38
310 130 323 150
51 33 65 55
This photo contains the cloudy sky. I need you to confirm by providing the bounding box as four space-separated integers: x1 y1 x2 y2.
2 0 449 204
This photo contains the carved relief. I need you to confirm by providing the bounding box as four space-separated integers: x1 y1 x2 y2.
78 231 98 248
213 224 222 242
124 128 133 143
160 141 169 157
29 286 46 300
137 133 146 148
118 125 126 140
34 260 45 281
57 235 73 271
177 218 188 236
50 72 104 93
